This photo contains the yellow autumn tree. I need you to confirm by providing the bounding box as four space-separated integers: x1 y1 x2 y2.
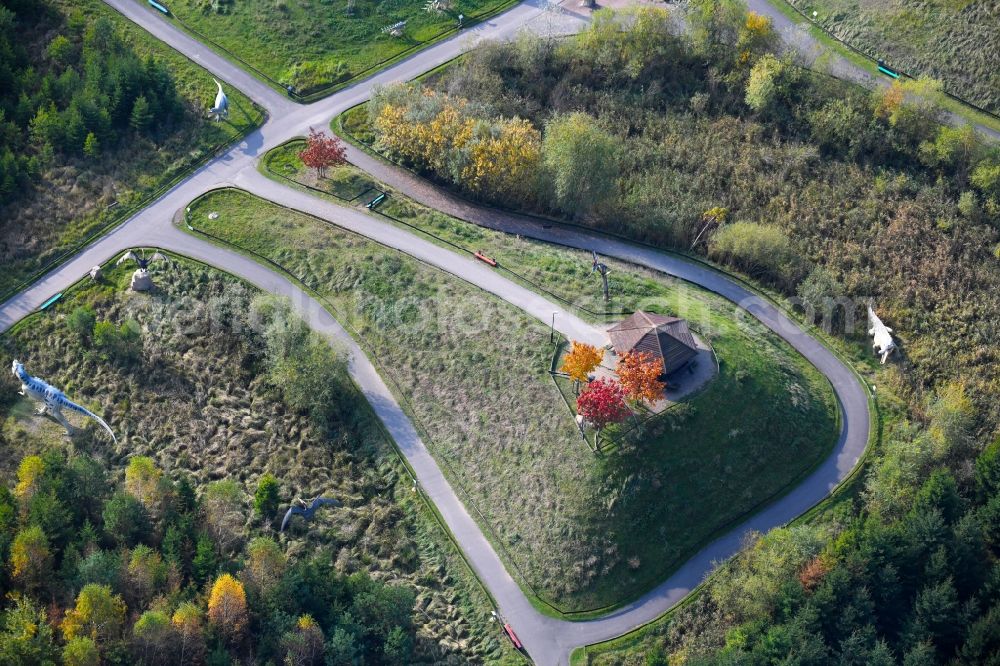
421 97 473 173
373 91 474 172
243 536 286 594
207 573 248 643
11 525 51 589
463 117 541 199
62 584 126 646
373 104 422 163
283 614 325 666
172 602 205 666
562 341 604 392
124 456 165 515
737 11 775 63
14 455 45 505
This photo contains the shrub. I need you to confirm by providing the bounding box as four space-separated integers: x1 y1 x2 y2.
93 319 142 364
543 112 620 217
67 306 96 342
710 222 799 285
253 473 280 519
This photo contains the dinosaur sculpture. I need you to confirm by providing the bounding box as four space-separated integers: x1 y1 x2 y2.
209 78 229 120
867 303 897 364
116 249 168 291
11 360 117 443
280 497 342 532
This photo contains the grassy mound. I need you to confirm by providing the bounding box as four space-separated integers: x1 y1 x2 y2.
186 187 838 612
0 258 515 663
163 0 514 97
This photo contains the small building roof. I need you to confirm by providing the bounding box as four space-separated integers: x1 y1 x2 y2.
608 311 698 374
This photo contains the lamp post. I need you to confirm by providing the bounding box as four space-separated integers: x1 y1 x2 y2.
550 311 558 344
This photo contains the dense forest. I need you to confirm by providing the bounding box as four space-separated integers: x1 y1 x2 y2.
0 1 182 202
0 450 419 665
351 2 1000 662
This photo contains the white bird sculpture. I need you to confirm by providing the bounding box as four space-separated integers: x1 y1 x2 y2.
209 78 229 120
867 303 897 364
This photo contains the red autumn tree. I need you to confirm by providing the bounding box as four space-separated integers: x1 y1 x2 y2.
299 127 347 178
617 351 665 404
576 378 630 434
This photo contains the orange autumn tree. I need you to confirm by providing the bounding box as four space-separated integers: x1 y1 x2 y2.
617 351 665 404
207 574 248 643
561 340 604 393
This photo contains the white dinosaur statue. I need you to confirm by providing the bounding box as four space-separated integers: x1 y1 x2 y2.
867 303 897 364
209 78 229 120
11 360 117 443
116 249 168 291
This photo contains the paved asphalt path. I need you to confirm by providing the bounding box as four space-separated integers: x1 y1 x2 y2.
0 1 878 663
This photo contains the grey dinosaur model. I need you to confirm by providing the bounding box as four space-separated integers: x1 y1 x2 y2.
11 360 117 443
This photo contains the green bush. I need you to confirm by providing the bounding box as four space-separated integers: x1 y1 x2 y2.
93 319 141 363
66 307 96 343
253 473 280 519
101 493 150 548
710 222 800 285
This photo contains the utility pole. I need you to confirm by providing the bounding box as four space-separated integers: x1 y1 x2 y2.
550 311 558 344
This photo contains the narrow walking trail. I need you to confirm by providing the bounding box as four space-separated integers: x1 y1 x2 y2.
0 1 878 663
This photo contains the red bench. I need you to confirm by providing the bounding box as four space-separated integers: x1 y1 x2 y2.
474 250 497 267
503 623 523 649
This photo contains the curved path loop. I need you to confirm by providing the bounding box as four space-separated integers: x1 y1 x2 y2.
0 1 875 664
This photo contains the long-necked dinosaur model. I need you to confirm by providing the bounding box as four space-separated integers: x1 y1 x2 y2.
867 304 897 364
209 78 229 120
11 360 117 443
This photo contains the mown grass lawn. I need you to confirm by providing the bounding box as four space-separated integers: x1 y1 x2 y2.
0 258 516 663
162 0 513 96
0 0 262 301
186 187 839 612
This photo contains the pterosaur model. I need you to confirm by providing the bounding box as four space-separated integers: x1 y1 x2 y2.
280 497 342 532
116 249 169 291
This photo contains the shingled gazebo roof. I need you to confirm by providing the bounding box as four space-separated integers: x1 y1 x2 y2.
608 311 698 375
